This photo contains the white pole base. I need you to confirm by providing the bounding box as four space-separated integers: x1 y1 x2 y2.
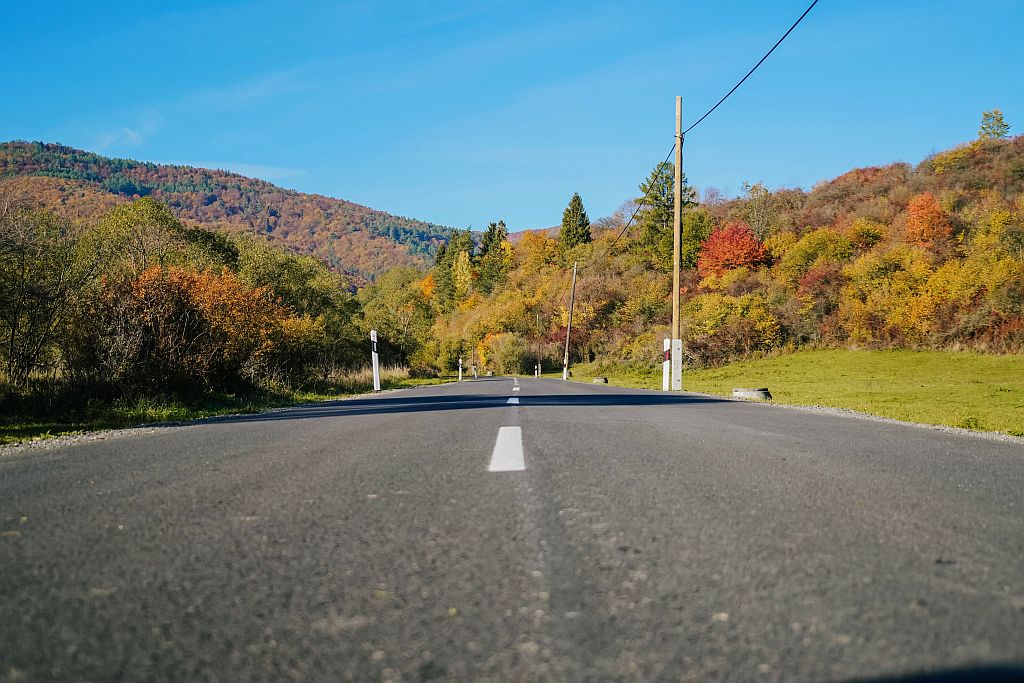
671 339 683 391
662 338 670 392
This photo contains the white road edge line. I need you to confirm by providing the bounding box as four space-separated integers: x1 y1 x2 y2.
507 397 519 405
488 426 525 472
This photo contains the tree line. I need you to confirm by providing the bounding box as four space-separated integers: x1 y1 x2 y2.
2 112 1021 414
358 112 1024 376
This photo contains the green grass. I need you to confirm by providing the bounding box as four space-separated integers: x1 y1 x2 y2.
0 369 448 446
560 350 1024 436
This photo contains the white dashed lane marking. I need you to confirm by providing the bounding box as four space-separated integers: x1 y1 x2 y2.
488 426 525 472
507 397 519 405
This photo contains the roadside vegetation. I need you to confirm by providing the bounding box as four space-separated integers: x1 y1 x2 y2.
0 366 440 445
0 366 442 446
403 115 1023 382
2 112 1021 441
0 194 443 444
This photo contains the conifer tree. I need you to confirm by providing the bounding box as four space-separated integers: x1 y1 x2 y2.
477 220 510 294
559 193 591 250
431 229 474 309
479 220 508 258
634 162 696 270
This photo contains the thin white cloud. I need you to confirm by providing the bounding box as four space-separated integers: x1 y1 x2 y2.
174 160 306 184
66 66 311 156
93 111 163 153
95 127 142 151
177 67 316 112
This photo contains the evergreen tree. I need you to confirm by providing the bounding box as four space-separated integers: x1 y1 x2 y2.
431 229 474 310
447 229 475 256
479 220 508 258
477 220 511 294
634 161 696 270
680 209 713 268
559 193 591 250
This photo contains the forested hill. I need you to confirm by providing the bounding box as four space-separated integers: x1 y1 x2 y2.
352 129 1024 378
0 141 453 281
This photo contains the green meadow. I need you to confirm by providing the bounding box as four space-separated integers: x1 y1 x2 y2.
561 350 1024 436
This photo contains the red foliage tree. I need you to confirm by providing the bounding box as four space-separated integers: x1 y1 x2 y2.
905 192 952 247
697 222 767 277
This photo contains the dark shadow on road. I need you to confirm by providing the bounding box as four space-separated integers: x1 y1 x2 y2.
842 665 1024 682
199 391 729 424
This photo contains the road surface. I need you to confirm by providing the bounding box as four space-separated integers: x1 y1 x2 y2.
2 378 1023 682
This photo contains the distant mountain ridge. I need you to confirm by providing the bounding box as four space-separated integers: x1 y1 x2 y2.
0 141 454 281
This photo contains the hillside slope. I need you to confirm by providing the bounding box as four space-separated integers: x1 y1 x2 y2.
0 141 453 281
351 134 1024 377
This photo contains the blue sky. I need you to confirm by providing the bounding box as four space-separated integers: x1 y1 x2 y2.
2 0 1022 230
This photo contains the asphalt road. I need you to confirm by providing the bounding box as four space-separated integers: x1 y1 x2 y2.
2 378 1023 682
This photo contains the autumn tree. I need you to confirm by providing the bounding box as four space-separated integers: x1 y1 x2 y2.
978 110 1010 140
358 267 435 365
74 266 289 390
905 192 952 248
634 161 696 270
235 235 361 375
696 222 767 278
559 193 591 250
516 231 559 272
452 250 474 300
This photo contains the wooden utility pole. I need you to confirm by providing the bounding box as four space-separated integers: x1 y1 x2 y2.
562 261 578 381
672 96 683 391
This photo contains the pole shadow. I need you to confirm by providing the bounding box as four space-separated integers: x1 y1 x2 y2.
198 391 729 425
839 664 1024 682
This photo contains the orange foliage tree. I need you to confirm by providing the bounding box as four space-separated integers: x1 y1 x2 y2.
696 222 767 278
905 192 952 247
93 266 290 388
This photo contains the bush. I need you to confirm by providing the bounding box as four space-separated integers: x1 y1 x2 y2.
778 228 853 283
75 266 290 391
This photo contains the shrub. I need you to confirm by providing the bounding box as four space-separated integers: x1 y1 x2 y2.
79 266 290 391
778 228 854 283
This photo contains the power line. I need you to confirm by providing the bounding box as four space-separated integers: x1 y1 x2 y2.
683 0 820 136
566 1 821 277
580 143 676 272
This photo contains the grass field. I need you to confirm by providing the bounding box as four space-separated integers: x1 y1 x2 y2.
557 350 1024 436
0 367 446 446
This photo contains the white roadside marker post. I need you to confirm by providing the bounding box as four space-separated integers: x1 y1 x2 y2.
458 356 463 382
662 338 670 392
672 339 683 391
370 329 381 392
